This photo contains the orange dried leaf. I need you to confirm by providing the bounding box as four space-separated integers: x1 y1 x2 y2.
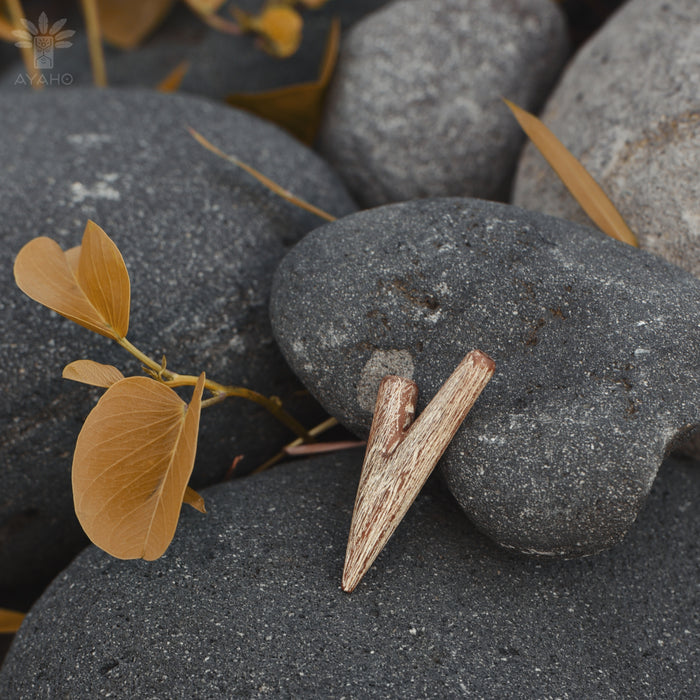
96 0 176 49
234 5 303 58
0 609 25 634
156 60 190 92
227 17 339 144
73 374 206 560
184 0 227 16
504 99 638 247
14 221 131 339
63 360 125 388
184 486 206 513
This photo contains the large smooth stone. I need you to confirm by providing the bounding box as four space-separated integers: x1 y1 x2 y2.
0 88 355 591
270 198 700 556
319 0 569 207
1 453 698 698
513 0 700 278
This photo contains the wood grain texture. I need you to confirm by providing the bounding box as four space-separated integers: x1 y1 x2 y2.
342 350 495 592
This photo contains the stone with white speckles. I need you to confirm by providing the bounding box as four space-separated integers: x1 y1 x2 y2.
513 0 700 278
1 452 698 697
270 198 700 556
0 88 355 591
318 0 569 208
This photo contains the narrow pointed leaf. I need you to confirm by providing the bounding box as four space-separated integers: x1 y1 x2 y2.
38 12 48 34
77 220 130 337
227 17 339 144
184 486 206 513
156 60 190 92
14 222 130 339
504 99 638 247
73 374 206 560
96 0 175 49
63 359 125 388
0 609 25 634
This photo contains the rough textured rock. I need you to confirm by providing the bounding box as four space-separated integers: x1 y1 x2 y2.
513 0 700 278
0 88 355 591
1 453 698 698
270 198 700 557
319 0 569 208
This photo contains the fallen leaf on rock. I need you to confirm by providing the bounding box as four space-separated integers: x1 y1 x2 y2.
96 0 176 49
73 373 205 560
504 98 638 247
14 220 131 340
62 360 125 388
157 60 190 92
227 17 339 144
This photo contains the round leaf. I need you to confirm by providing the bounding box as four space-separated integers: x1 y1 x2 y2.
72 374 205 560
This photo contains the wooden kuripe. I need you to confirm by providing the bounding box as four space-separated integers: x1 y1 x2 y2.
342 349 495 593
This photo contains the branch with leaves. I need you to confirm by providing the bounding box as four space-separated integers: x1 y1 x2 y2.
13 221 315 560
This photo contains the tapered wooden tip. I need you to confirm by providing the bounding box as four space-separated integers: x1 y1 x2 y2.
342 350 494 592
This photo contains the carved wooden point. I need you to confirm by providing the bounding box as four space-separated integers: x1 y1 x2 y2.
342 349 495 593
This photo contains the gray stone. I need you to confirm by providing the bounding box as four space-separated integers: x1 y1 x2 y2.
318 0 569 208
1 452 698 698
270 198 700 557
0 87 355 591
512 0 700 278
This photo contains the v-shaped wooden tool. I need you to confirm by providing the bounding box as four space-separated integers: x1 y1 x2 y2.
342 350 495 592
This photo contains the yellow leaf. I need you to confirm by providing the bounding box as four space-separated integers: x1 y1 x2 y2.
504 99 638 247
96 0 176 50
73 373 206 560
156 60 190 92
184 486 206 513
0 609 25 634
234 5 303 58
184 0 227 16
14 221 131 340
63 360 125 388
227 17 339 144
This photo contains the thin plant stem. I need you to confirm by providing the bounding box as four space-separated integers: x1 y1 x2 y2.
188 127 337 223
252 416 339 474
80 0 107 87
116 336 311 442
6 0 42 89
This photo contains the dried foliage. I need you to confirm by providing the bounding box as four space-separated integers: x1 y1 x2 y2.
73 374 205 560
504 99 638 247
13 221 130 340
14 221 314 560
227 17 339 144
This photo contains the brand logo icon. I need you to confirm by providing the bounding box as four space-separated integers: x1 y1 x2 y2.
13 12 74 70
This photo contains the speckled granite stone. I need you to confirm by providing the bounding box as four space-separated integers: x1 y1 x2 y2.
271 198 700 557
1 453 698 698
